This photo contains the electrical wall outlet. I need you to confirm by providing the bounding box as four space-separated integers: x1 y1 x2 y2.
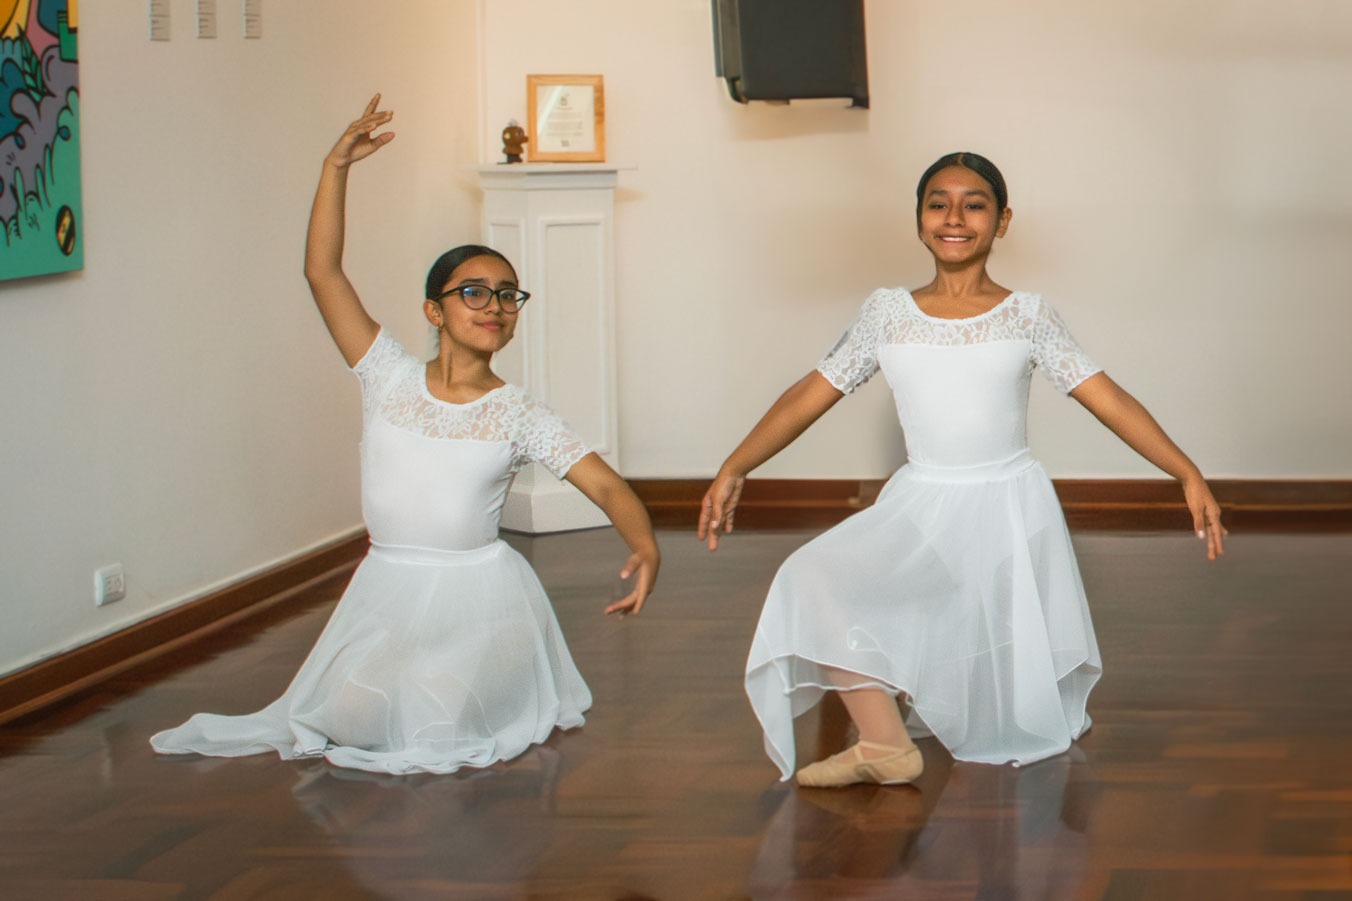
94 564 126 606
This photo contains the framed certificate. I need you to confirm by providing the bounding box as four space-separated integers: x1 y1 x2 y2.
526 75 605 162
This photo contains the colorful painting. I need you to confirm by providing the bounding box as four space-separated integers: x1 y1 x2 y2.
1 0 80 282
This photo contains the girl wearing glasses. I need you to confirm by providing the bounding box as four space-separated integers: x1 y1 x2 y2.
700 153 1225 787
153 96 659 775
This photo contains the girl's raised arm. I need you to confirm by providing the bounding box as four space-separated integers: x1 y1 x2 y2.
304 95 395 367
1070 371 1227 560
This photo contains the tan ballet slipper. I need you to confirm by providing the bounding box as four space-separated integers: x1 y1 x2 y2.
795 741 924 788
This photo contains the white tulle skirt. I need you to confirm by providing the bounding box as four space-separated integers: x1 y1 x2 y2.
151 541 591 775
745 450 1101 779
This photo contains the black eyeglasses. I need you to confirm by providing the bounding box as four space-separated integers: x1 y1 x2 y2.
433 284 531 313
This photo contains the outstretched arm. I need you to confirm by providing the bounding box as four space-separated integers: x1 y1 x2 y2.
304 95 396 367
1070 371 1226 559
698 371 845 551
565 454 661 615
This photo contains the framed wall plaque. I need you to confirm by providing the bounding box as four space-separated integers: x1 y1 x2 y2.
526 74 605 162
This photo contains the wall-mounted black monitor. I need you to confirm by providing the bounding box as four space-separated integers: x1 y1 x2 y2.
712 0 869 108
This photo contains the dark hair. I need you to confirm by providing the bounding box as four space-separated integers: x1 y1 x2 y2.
915 152 1008 218
424 245 518 300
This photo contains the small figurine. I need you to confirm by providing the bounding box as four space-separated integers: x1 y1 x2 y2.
501 120 528 164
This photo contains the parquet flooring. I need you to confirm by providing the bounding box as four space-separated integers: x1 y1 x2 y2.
2 529 1351 899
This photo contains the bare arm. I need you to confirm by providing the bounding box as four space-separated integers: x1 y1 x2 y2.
1070 371 1226 559
303 95 395 367
565 453 661 615
698 371 845 550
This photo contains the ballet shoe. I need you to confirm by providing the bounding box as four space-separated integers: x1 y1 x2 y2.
795 741 923 788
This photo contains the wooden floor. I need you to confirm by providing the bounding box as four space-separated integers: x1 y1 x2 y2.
3 529 1351 900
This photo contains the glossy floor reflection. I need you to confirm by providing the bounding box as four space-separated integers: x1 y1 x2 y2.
749 747 1097 897
2 530 1351 899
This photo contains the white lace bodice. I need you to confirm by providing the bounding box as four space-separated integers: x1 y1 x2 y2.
819 289 1100 396
355 330 589 475
351 330 590 550
818 290 1102 468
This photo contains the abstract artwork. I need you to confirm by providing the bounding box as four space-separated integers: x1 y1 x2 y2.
1 0 80 282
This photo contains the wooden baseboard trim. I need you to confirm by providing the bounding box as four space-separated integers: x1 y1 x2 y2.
633 478 885 531
0 532 370 726
1054 479 1352 531
631 478 1352 532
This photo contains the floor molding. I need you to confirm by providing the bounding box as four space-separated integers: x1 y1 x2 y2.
0 532 370 726
630 478 1352 532
632 478 884 531
1054 479 1352 531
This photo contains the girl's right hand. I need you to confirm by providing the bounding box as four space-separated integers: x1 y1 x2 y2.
326 94 395 169
698 472 746 552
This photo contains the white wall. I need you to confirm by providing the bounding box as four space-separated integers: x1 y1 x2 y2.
4 0 1350 678
482 0 1352 479
0 0 480 676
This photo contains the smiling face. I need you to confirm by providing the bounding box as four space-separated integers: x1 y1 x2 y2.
424 254 520 355
917 165 1013 266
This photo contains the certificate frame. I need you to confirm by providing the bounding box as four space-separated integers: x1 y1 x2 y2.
526 74 606 162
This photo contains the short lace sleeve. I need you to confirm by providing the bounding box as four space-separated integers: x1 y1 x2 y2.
817 289 892 393
514 394 591 478
1028 297 1102 394
351 328 418 418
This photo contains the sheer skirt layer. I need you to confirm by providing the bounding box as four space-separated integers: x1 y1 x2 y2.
151 541 591 775
745 452 1101 779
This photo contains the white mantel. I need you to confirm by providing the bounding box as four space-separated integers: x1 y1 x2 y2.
476 164 630 533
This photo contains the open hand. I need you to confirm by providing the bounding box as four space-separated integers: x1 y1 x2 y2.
698 472 746 552
605 549 659 616
326 94 395 169
1184 477 1227 560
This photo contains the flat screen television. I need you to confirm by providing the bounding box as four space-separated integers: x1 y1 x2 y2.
712 0 869 108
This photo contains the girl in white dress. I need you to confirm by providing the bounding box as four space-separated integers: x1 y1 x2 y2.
152 96 660 775
699 152 1226 788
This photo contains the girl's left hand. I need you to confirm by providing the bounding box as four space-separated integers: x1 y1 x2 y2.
1183 477 1227 560
605 550 659 616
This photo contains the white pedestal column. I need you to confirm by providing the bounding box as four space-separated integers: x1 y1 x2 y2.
476 164 626 534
